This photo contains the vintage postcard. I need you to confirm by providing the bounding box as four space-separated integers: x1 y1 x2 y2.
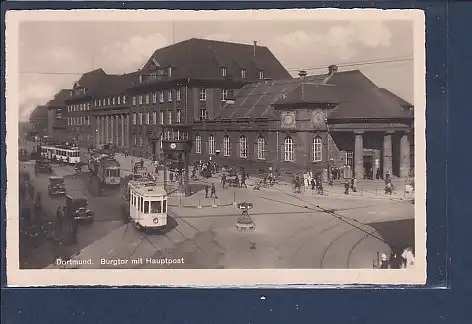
5 9 426 286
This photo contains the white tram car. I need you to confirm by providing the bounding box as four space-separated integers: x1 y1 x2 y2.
40 145 80 164
123 180 168 230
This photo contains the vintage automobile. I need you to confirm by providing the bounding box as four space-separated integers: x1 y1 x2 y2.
48 176 66 196
65 195 94 223
34 159 53 173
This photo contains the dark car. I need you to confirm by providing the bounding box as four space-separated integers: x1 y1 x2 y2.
48 176 66 196
65 195 94 222
35 159 53 173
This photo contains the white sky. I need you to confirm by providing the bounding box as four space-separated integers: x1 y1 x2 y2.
18 17 414 121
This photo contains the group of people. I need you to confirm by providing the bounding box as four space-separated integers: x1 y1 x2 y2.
376 248 415 269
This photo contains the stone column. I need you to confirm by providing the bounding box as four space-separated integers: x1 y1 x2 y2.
110 115 114 144
354 130 364 179
400 131 411 178
125 114 130 148
115 115 120 146
96 116 100 145
104 116 108 144
121 115 125 148
101 117 105 144
383 131 393 179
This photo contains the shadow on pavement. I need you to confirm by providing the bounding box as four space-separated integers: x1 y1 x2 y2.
367 218 415 253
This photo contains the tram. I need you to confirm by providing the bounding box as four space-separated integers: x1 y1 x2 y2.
122 178 168 230
90 156 121 186
40 144 80 164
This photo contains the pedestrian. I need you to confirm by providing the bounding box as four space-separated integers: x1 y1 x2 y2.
241 174 247 188
379 253 389 269
204 184 209 198
221 174 226 189
56 206 63 230
344 180 350 195
351 177 357 192
210 183 217 198
170 172 174 182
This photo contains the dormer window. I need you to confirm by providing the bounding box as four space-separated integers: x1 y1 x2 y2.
221 67 227 77
139 74 143 83
241 69 246 79
259 70 264 80
168 66 172 78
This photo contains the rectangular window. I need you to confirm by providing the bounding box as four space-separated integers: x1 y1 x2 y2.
259 70 264 80
145 94 150 104
176 109 181 123
168 90 172 102
139 136 143 146
221 89 228 101
168 111 172 124
87 102 90 110
176 88 181 101
146 112 150 125
133 135 137 145
138 95 143 105
241 69 246 79
132 96 137 106
108 98 111 105
195 136 202 154
151 201 161 213
139 112 143 125
223 136 231 156
221 67 227 77
152 112 157 125
152 93 157 104
168 66 172 77
112 97 116 105
132 113 137 125
208 136 215 155
345 151 353 166
257 137 265 160
199 88 206 101
200 109 208 121
123 96 126 104
159 91 164 103
117 96 121 105
160 111 164 125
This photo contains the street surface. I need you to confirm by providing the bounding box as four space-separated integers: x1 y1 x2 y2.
18 142 415 270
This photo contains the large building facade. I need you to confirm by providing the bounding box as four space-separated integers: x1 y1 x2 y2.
46 89 70 142
191 67 414 179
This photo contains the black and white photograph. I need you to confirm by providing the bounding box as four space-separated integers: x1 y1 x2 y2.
6 9 426 286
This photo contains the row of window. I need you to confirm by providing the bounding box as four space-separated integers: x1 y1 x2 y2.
132 89 182 106
68 116 90 126
67 102 91 112
96 95 127 107
132 110 182 125
194 135 323 162
132 130 189 147
70 88 86 96
220 67 265 80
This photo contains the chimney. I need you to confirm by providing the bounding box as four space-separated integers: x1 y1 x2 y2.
253 41 257 57
323 65 338 84
298 70 307 78
328 65 338 75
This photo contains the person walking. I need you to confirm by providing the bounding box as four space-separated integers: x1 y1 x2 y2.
351 177 357 192
204 184 209 198
344 179 350 195
210 183 217 198
221 174 226 189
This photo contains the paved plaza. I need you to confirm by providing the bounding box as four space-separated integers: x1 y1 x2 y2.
20 144 414 270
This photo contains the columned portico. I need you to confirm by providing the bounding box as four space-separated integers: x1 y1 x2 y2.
383 131 393 179
354 130 364 179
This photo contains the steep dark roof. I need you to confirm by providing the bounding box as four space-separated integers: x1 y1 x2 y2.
29 105 48 119
327 70 413 119
142 38 291 81
216 75 325 119
74 68 107 95
378 88 413 109
216 70 413 121
97 72 138 98
274 82 340 105
47 89 71 108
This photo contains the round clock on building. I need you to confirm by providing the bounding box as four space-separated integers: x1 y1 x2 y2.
311 109 326 128
281 112 296 128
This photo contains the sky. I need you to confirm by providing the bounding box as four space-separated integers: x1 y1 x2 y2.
17 18 414 121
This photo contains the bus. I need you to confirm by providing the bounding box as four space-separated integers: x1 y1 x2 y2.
122 179 168 230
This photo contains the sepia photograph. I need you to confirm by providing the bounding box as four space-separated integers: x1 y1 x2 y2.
6 9 426 286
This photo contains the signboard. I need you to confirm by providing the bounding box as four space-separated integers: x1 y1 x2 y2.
161 140 191 152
